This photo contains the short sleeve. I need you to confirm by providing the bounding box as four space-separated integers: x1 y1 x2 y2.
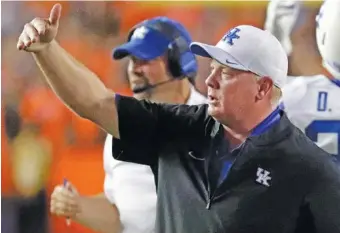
103 134 116 204
112 95 209 165
281 76 308 112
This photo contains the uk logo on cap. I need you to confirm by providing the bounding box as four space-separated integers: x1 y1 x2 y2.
222 27 241 46
132 26 149 40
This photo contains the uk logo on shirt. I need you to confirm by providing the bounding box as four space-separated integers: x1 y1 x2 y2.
256 167 271 187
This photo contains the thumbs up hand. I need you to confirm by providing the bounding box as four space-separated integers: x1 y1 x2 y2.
17 3 62 52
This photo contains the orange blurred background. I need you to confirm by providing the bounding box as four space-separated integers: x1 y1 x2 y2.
1 1 323 233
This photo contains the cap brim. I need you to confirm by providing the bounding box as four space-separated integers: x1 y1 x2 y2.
190 42 247 71
112 40 165 60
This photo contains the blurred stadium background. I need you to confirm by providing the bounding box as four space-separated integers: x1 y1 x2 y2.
1 1 324 233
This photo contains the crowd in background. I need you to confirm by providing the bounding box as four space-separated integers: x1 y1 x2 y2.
1 1 323 233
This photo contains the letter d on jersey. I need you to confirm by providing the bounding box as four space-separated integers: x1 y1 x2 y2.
256 167 271 187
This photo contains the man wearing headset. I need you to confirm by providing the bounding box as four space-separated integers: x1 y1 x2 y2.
48 16 206 233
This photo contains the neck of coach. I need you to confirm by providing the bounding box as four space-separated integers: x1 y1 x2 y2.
223 86 281 146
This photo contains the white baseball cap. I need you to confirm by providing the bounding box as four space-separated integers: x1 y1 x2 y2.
190 25 288 88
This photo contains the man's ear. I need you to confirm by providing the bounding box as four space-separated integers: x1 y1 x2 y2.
257 76 273 100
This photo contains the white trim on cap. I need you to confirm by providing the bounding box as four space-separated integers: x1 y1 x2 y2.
190 42 248 71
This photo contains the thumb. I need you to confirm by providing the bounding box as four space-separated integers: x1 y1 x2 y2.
49 3 62 26
64 179 77 194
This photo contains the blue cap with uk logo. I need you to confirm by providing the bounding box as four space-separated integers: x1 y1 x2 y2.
112 16 198 78
113 17 192 61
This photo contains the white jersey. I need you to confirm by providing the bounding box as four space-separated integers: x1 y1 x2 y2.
281 74 340 156
103 87 206 233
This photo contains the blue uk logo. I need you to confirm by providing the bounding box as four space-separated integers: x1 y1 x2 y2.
222 28 241 46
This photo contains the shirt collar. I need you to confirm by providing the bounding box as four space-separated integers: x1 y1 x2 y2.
251 107 281 136
210 107 284 140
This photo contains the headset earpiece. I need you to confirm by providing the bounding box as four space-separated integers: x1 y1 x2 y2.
167 42 182 78
126 19 197 80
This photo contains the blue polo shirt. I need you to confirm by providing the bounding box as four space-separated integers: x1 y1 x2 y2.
218 107 281 184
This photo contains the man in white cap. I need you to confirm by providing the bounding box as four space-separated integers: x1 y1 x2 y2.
17 3 340 232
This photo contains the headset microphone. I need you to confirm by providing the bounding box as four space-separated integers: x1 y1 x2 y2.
132 79 178 94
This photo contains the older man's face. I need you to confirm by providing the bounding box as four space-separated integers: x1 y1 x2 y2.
205 60 263 125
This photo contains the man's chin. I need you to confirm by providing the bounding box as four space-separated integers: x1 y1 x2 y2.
207 105 218 116
208 106 225 122
133 90 153 101
133 92 148 100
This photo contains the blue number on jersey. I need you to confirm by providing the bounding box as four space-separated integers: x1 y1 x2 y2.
305 120 340 157
317 91 328 111
305 91 339 158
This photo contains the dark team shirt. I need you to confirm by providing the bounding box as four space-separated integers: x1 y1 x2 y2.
112 95 340 233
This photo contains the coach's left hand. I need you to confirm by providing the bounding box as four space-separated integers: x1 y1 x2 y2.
50 181 81 218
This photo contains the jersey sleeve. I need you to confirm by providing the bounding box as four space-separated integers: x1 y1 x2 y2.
280 76 308 113
103 134 116 204
307 158 340 232
112 94 209 165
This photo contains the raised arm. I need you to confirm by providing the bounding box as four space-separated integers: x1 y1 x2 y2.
16 4 119 138
16 4 210 158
